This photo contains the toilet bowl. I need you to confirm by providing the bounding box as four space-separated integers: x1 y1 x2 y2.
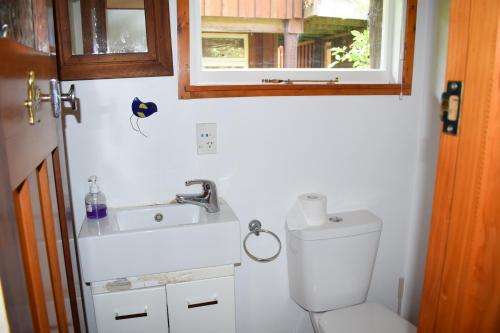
286 210 416 333
310 303 416 333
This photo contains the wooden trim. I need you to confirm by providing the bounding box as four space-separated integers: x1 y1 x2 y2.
186 84 411 99
417 0 471 330
13 180 50 333
80 0 95 54
54 0 173 80
418 0 471 332
52 148 82 333
36 159 69 333
178 0 191 98
177 0 418 99
80 0 107 54
470 21 500 331
402 0 417 86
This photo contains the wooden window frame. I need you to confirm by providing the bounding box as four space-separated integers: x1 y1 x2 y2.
178 0 417 99
54 0 173 80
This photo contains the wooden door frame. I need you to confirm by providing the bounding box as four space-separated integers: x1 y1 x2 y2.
418 0 500 331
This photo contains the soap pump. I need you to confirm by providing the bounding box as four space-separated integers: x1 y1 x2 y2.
85 175 107 219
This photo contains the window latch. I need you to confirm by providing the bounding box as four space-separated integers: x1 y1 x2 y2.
262 77 340 85
440 81 462 135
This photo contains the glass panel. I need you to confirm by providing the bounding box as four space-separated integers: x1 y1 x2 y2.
47 0 56 51
200 0 383 70
68 0 147 55
0 0 35 48
68 0 84 54
106 8 147 53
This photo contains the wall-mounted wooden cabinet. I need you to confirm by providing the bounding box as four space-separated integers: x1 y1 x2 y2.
54 0 173 80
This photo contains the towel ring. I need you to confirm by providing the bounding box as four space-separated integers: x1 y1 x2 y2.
243 220 281 263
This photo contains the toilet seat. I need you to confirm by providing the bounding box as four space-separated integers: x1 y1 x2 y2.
316 303 416 333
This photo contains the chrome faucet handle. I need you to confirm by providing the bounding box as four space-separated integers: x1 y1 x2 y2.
179 179 219 213
185 179 218 199
185 179 215 188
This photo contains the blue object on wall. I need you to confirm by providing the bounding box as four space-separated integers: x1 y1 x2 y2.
130 97 158 137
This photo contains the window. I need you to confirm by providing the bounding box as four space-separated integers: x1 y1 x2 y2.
177 0 417 99
202 33 249 68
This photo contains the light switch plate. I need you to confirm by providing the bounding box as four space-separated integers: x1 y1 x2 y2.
196 123 217 154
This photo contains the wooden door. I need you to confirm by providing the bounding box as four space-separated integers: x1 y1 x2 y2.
418 0 500 332
0 1 85 332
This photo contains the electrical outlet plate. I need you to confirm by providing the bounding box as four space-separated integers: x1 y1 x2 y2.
196 123 217 154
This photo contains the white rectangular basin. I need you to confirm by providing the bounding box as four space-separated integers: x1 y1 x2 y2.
78 199 241 282
116 204 201 231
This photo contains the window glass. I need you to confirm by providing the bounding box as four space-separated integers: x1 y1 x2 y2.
202 33 249 68
106 8 147 53
200 0 384 70
0 0 35 49
68 0 147 55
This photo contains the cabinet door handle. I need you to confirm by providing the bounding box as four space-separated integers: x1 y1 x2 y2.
115 310 148 320
187 300 218 309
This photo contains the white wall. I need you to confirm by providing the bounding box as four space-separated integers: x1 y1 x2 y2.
62 0 441 332
401 0 449 323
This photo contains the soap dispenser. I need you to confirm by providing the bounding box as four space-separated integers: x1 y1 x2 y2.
85 175 107 219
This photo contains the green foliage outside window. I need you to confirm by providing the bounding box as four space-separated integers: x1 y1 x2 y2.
330 29 370 68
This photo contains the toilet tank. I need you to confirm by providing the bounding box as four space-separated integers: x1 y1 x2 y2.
286 210 382 312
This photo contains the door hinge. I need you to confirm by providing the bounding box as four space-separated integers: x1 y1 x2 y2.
441 81 463 135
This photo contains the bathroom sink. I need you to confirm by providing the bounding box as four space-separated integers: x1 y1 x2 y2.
116 204 201 231
78 199 241 282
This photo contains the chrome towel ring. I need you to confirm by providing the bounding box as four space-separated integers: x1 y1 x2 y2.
243 220 281 263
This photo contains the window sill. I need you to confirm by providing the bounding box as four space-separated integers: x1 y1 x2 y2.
180 83 412 99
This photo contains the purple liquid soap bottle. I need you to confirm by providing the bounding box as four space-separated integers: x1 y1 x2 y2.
85 175 107 219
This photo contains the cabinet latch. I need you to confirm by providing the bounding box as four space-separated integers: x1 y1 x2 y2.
441 81 463 135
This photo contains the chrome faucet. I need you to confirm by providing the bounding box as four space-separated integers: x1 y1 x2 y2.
175 179 220 213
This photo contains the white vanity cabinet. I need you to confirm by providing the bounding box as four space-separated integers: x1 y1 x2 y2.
92 267 236 333
80 201 241 333
93 286 168 333
167 276 236 333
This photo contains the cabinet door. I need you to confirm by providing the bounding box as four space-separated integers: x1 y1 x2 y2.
167 276 236 333
93 286 168 333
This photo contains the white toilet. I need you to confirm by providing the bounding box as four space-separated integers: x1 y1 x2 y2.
286 210 416 333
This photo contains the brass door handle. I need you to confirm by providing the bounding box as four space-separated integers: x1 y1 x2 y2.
23 70 49 125
23 71 77 125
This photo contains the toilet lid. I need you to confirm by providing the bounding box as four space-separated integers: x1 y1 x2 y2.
318 303 417 333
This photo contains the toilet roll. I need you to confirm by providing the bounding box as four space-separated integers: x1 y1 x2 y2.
298 193 327 226
286 193 328 230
